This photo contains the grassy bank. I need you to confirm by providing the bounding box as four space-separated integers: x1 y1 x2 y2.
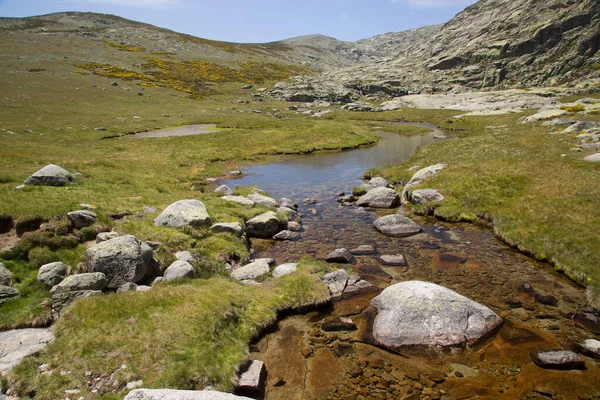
6 261 331 399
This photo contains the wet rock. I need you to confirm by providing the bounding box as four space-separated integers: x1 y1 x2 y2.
321 316 356 331
96 231 118 243
379 254 407 266
86 235 154 289
67 210 97 229
401 164 446 203
125 389 253 399
577 339 600 359
273 230 299 240
373 215 421 237
0 262 13 286
278 198 298 210
409 189 444 204
505 299 523 309
337 195 355 203
276 207 299 220
303 198 317 205
536 294 559 306
154 199 212 228
164 260 196 281
356 187 400 208
221 196 255 207
370 281 503 347
561 121 598 135
117 282 138 293
584 153 600 162
344 279 372 293
231 260 271 281
37 261 67 287
210 222 244 237
248 193 278 208
0 285 19 304
0 328 54 374
214 185 234 196
323 269 348 297
325 248 353 263
520 283 535 293
237 360 267 396
23 164 75 186
350 245 375 255
273 263 298 278
531 350 585 370
246 211 282 238
287 221 302 231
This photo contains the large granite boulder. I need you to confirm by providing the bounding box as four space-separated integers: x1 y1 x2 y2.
125 389 253 400
0 285 19 304
154 200 212 228
246 211 282 238
401 164 446 203
164 260 196 281
67 210 97 228
370 281 502 347
356 187 400 208
0 262 13 286
373 215 421 237
247 193 278 208
37 261 67 287
23 164 75 186
86 235 153 289
0 328 54 374
231 260 271 281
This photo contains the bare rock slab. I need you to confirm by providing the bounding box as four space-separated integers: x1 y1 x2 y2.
125 389 253 400
0 328 54 374
350 245 375 255
154 199 212 228
247 193 278 208
210 222 244 237
531 350 586 370
221 196 255 207
373 215 421 237
370 281 502 347
401 164 446 203
379 254 407 266
409 189 444 204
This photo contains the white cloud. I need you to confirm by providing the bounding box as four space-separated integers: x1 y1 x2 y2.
391 0 476 8
69 0 180 8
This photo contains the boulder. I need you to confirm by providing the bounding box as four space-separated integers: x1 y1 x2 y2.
231 260 271 281
401 164 446 203
117 282 138 293
373 215 421 237
577 339 600 359
366 177 389 189
96 231 119 243
350 245 375 255
214 185 234 196
246 211 282 238
584 153 600 162
531 351 586 370
86 235 153 289
273 230 299 240
125 389 253 400
237 360 267 395
323 269 348 297
49 272 107 313
370 281 503 347
272 263 299 278
164 260 196 281
409 189 444 204
0 285 19 304
23 164 75 186
37 261 67 287
325 248 353 263
0 262 13 286
276 207 298 220
248 193 278 208
0 328 54 375
154 200 212 228
210 222 244 237
221 196 255 207
356 187 400 208
379 254 407 266
67 210 97 229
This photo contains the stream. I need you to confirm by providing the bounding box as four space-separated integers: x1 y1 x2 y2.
224 125 600 399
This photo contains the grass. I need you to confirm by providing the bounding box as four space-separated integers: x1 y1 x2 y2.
7 260 331 399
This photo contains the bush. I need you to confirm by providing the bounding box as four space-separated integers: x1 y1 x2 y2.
28 247 59 269
189 254 228 279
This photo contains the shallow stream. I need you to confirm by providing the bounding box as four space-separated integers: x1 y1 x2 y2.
224 125 600 400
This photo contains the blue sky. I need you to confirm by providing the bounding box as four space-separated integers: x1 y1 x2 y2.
0 0 478 43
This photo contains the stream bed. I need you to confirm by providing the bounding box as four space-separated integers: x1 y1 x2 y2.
224 126 600 399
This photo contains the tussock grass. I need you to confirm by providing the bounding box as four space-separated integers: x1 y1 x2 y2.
7 262 330 399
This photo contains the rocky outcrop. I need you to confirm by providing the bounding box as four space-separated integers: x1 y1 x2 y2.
86 235 154 289
0 328 54 374
154 199 212 228
356 187 400 209
246 211 282 238
373 215 421 237
37 261 67 287
23 164 75 186
370 281 502 347
124 389 253 400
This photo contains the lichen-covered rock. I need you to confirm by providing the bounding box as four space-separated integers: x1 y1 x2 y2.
370 281 502 347
231 260 271 281
246 211 282 238
154 199 212 228
561 121 598 134
409 189 444 204
356 187 400 208
86 235 153 289
0 262 13 286
164 260 196 281
23 164 75 186
67 210 97 228
273 263 299 278
37 261 67 287
373 215 421 237
210 222 244 237
0 285 19 304
248 193 278 208
124 389 253 400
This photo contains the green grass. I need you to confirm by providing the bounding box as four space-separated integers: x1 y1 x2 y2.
7 261 330 399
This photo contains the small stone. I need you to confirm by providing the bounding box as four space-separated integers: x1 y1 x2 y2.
379 254 407 266
323 269 348 297
96 231 118 243
576 339 600 359
536 295 558 306
505 299 522 308
164 260 195 281
0 263 13 286
287 221 302 231
126 380 143 390
325 248 353 263
350 245 375 255
273 230 299 240
273 263 298 278
322 316 356 332
116 282 138 293
67 210 97 228
80 204 96 210
531 350 585 370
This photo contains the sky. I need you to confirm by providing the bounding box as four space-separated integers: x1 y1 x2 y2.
0 0 478 43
